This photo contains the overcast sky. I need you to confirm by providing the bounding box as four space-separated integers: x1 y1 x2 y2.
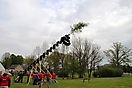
0 0 132 63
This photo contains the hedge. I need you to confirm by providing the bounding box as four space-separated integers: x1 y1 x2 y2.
93 67 123 77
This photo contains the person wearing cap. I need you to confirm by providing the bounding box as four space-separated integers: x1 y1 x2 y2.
0 70 11 88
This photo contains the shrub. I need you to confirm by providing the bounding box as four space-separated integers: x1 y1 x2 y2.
93 71 99 77
99 67 112 77
58 71 69 77
114 68 123 77
98 67 123 77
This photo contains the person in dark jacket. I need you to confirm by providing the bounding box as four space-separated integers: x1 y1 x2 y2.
18 71 24 83
33 71 39 85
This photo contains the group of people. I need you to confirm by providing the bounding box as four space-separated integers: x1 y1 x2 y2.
0 69 57 88
0 70 11 88
27 71 57 88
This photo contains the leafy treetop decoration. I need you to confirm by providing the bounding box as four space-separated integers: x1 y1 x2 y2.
70 22 88 34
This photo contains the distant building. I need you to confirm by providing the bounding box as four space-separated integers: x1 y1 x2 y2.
9 64 24 72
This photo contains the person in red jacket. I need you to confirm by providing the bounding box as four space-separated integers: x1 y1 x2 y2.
51 72 56 84
38 72 43 88
0 71 2 87
45 71 51 83
31 73 34 85
0 71 11 88
44 71 51 88
27 71 30 83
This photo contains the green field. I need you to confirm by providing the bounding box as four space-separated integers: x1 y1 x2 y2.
11 74 132 88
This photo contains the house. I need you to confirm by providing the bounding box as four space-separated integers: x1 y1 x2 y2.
9 64 24 72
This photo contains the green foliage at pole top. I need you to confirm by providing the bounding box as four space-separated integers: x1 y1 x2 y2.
70 22 88 34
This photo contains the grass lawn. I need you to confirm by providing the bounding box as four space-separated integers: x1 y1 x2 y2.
10 74 132 88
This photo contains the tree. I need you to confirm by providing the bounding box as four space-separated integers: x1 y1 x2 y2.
1 52 10 61
68 52 79 79
1 53 24 68
86 43 103 78
72 37 88 78
58 45 67 80
16 55 24 65
72 37 103 78
10 54 24 65
54 44 70 79
32 46 41 59
24 55 35 65
47 51 60 73
104 42 132 67
1 52 11 69
41 42 49 53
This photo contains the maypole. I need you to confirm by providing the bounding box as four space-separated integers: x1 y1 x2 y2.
27 22 88 86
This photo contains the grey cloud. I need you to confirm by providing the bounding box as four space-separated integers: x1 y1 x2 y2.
0 0 132 61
